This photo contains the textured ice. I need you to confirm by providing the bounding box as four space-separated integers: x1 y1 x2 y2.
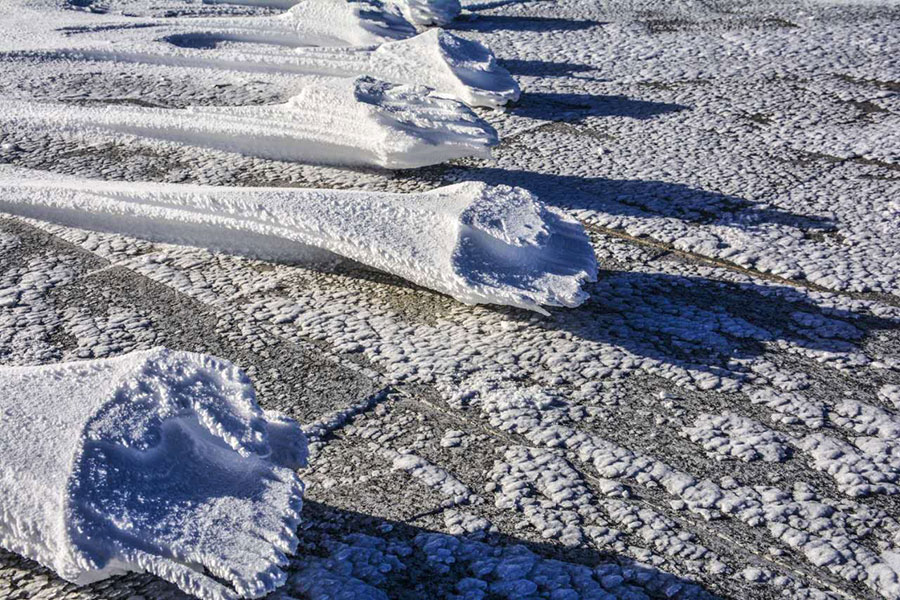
0 172 596 313
0 76 496 169
0 348 307 600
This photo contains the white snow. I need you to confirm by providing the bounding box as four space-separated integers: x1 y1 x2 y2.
0 76 495 169
0 348 307 600
185 0 417 47
391 0 461 26
39 29 520 108
0 171 596 313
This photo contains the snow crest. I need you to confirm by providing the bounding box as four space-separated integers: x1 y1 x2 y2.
0 76 496 169
0 348 307 600
0 173 595 313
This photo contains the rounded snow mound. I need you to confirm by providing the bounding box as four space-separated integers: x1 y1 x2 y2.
440 182 597 313
0 349 307 600
373 29 520 108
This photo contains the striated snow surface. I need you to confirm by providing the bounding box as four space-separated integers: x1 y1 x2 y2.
0 348 307 600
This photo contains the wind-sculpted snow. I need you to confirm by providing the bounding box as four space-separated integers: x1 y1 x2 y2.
0 172 596 313
0 348 307 600
26 30 520 108
172 0 417 48
183 0 457 31
391 0 460 26
0 76 496 169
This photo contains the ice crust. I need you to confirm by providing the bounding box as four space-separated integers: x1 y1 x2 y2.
0 76 496 169
0 173 596 313
0 348 307 600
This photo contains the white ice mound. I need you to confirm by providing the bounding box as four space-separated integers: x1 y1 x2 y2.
0 173 596 313
0 76 496 169
371 29 520 107
0 348 307 600
390 0 461 26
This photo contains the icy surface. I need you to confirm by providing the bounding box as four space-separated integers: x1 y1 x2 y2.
0 348 307 600
0 172 596 313
0 76 496 169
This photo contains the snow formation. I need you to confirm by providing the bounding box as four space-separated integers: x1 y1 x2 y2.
0 76 496 168
183 0 417 47
0 348 307 600
390 0 461 26
41 29 519 108
0 172 596 313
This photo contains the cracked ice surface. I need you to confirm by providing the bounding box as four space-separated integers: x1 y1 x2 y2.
2 0 900 599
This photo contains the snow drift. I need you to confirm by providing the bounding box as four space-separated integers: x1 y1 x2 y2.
0 172 596 313
0 76 497 168
49 29 520 108
0 348 307 600
181 0 417 48
200 0 459 28
392 0 461 26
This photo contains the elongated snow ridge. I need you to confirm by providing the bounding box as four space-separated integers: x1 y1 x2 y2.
197 0 457 30
0 173 596 313
41 29 520 108
179 0 416 47
0 76 496 168
0 348 308 600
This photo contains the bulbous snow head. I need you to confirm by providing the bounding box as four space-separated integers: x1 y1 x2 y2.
391 0 462 26
373 29 520 108
0 348 307 600
283 0 416 46
350 76 497 167
444 183 597 313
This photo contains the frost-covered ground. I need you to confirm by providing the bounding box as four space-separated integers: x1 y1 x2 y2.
1 0 900 599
